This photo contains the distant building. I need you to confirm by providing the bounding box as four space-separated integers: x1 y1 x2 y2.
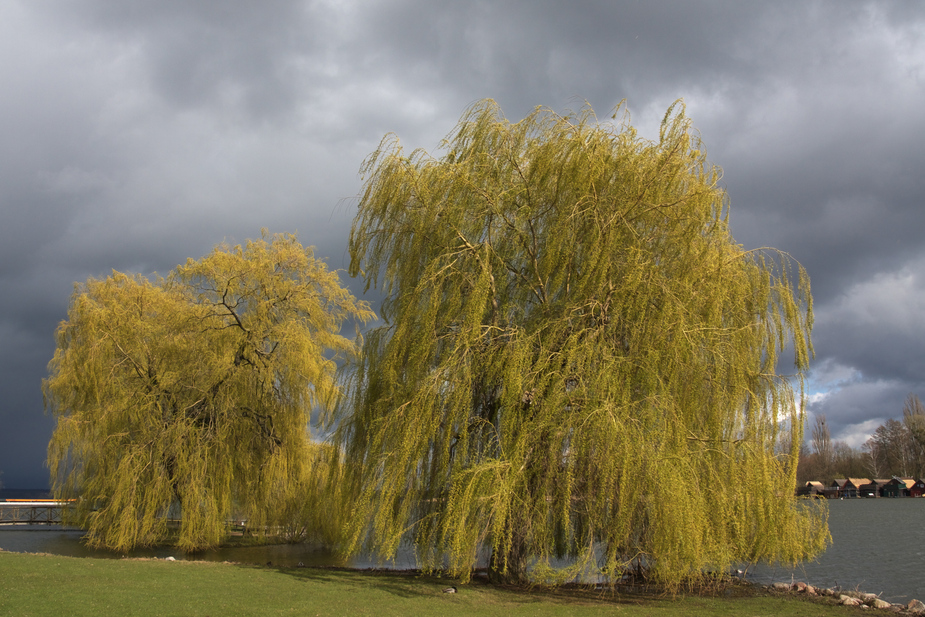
798 476 925 498
796 481 826 497
830 478 870 499
882 477 916 498
911 480 925 497
858 479 890 498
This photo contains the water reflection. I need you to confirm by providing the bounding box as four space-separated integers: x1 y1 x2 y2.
0 528 415 570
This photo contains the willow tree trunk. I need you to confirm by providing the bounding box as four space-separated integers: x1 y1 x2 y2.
488 526 529 585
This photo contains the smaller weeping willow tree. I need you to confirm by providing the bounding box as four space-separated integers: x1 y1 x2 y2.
45 231 373 551
334 99 829 589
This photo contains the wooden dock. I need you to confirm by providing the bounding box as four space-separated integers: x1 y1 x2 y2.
0 500 71 525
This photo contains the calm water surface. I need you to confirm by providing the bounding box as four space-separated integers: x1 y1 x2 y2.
0 488 414 569
747 498 925 603
2 497 922 602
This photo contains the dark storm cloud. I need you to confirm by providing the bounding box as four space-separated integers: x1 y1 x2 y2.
813 259 925 382
1 0 924 485
41 0 319 119
357 2 746 95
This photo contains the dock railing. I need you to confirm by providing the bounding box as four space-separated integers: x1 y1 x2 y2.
0 500 73 526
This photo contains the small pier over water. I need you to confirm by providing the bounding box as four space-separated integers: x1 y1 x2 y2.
0 500 70 526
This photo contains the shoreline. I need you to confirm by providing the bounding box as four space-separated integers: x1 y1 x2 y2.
5 549 925 616
764 579 922 612
4 528 923 613
3 546 922 613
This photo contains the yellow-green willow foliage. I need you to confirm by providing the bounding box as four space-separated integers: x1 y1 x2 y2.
336 100 828 589
45 232 373 551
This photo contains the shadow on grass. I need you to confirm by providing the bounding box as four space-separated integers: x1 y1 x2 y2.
255 563 733 608
261 565 439 599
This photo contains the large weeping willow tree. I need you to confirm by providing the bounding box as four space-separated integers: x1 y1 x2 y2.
334 100 828 588
45 232 373 551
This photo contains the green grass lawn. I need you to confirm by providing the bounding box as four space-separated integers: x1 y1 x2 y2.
0 551 849 616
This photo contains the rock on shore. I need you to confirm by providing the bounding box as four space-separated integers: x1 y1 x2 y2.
769 580 923 612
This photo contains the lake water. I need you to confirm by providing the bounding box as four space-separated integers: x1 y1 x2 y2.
2 497 922 603
0 528 386 568
747 498 925 603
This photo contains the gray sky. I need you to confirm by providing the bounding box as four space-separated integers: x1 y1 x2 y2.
2 0 923 488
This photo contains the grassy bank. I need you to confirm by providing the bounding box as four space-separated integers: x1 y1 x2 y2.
0 551 846 616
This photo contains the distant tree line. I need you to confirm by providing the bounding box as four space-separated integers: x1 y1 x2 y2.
797 394 925 483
